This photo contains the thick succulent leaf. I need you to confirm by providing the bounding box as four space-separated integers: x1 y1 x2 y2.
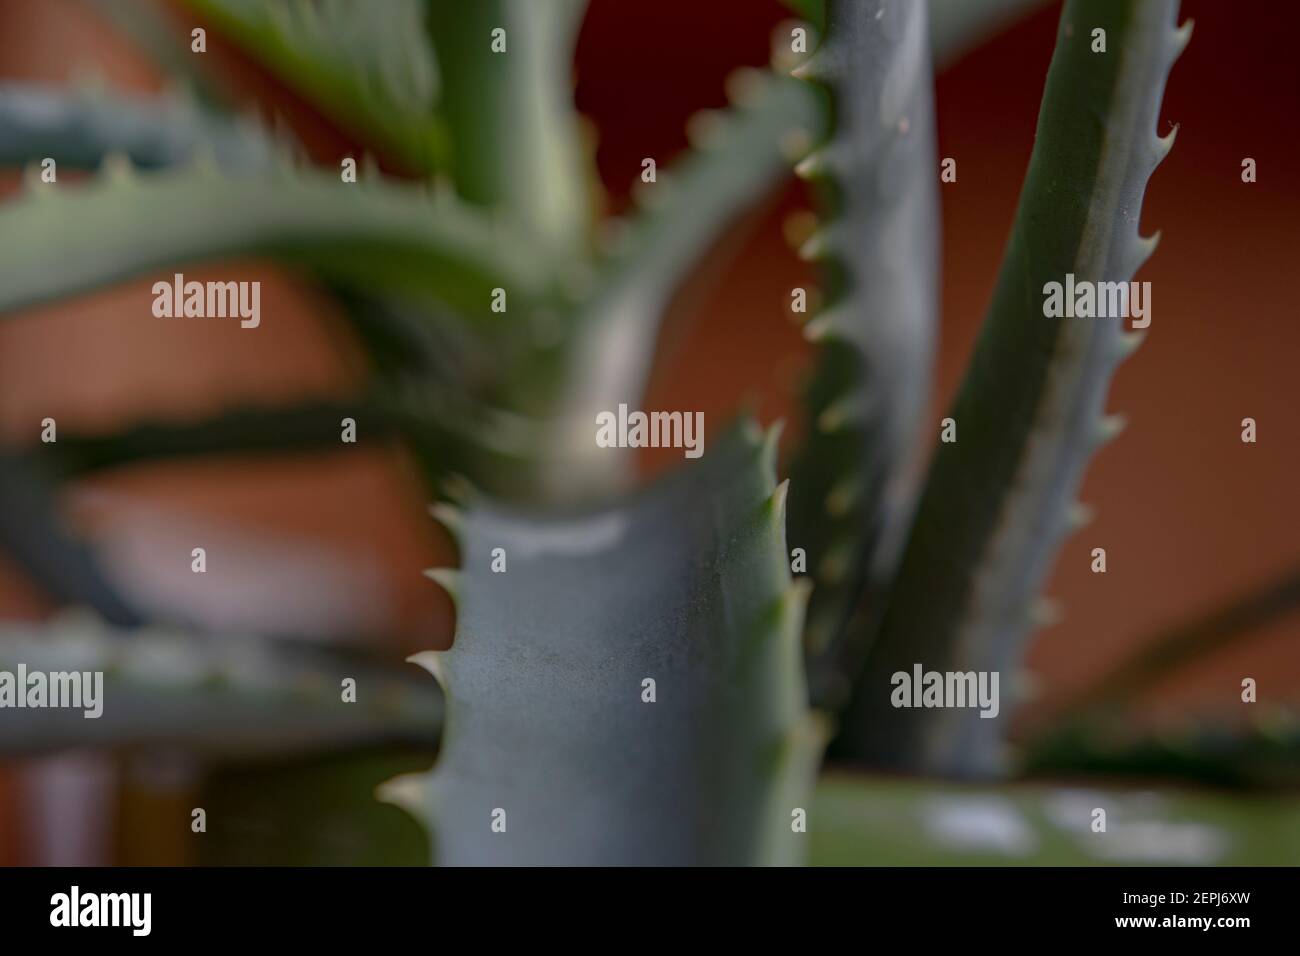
838 0 1190 774
549 71 825 499
425 0 593 253
0 158 553 320
0 82 275 171
811 773 1300 865
787 0 940 711
0 610 440 758
384 425 827 865
180 0 448 173
0 453 143 627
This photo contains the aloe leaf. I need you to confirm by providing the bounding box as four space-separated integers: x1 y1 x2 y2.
88 0 231 108
0 158 553 320
383 424 827 865
1053 563 1300 721
425 0 593 253
27 386 556 501
0 610 440 758
838 0 1190 774
1026 712 1300 790
0 453 143 627
811 773 1300 865
30 401 382 477
786 0 940 711
549 71 825 497
0 82 275 171
179 0 448 173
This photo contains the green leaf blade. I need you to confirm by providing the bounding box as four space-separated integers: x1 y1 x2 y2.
396 425 826 865
0 161 553 320
838 0 1190 774
0 83 276 171
787 0 941 709
180 0 448 173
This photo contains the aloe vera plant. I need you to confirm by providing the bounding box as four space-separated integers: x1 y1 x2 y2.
2 0 1294 867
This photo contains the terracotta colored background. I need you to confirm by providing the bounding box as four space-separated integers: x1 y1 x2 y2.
0 0 1296 862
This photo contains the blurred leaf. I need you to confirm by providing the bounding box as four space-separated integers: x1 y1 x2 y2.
180 0 448 173
549 71 825 499
812 773 1300 865
31 401 386 477
0 82 276 171
0 158 555 321
89 0 231 108
425 0 593 252
0 610 440 758
1052 563 1300 720
0 453 143 627
1025 714 1300 790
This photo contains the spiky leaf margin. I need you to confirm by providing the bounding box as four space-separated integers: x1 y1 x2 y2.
180 0 448 173
787 0 941 711
0 157 554 320
383 424 827 865
0 82 276 171
548 70 825 500
839 0 1191 774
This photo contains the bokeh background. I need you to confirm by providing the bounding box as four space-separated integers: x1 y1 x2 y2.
0 0 1296 863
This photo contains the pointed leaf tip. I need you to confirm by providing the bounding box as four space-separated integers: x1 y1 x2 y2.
1117 327 1146 359
815 396 855 433
685 109 726 149
1096 413 1128 445
723 67 764 107
770 478 791 524
777 577 815 646
797 230 828 261
824 477 858 518
375 771 429 821
1172 18 1194 61
801 311 837 343
406 650 450 690
1155 123 1179 160
794 152 825 180
1030 597 1063 629
429 502 463 537
422 567 461 603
